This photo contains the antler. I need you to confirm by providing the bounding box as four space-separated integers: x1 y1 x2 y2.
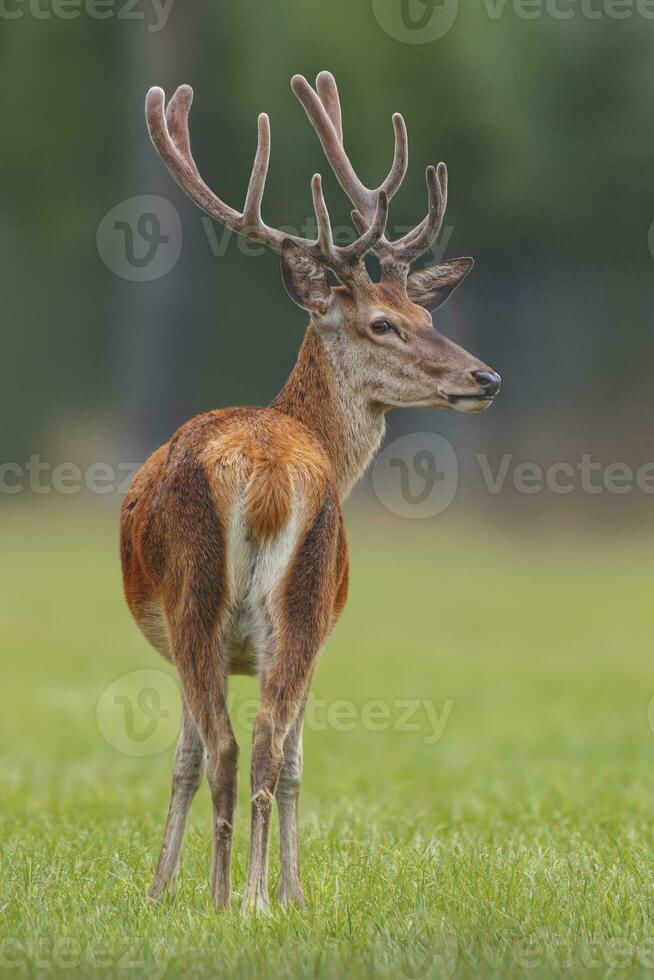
145 84 388 282
291 71 447 271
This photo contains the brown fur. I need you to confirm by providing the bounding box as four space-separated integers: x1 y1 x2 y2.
121 405 338 654
246 456 293 542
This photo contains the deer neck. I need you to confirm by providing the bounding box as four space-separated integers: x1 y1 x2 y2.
272 325 386 499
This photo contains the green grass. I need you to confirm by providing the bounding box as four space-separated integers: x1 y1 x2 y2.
2 503 654 978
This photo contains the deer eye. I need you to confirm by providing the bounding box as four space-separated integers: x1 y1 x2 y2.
370 319 394 335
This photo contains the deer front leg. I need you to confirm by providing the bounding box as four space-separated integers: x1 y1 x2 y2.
148 700 204 899
277 706 306 908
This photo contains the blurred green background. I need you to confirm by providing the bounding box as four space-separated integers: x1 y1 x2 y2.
3 1 654 976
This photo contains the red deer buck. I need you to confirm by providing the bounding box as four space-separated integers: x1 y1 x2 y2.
120 71 501 912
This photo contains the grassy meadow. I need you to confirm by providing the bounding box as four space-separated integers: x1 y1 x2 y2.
2 502 654 978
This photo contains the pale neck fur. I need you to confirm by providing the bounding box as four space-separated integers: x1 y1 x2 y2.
271 325 386 499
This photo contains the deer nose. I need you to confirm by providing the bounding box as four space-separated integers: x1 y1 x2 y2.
472 370 501 397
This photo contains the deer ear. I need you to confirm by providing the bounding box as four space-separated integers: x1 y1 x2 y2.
407 257 474 312
281 240 331 315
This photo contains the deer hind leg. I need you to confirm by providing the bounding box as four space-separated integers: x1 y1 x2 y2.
148 699 204 900
276 508 347 909
277 702 306 907
205 693 239 911
242 487 342 912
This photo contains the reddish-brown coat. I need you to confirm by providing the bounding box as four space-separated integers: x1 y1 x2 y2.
120 401 348 678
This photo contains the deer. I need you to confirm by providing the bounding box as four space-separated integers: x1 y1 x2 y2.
119 70 501 913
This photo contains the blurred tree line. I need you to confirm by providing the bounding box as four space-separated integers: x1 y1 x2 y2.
2 0 654 485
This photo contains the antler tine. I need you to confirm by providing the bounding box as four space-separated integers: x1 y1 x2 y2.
315 72 408 206
308 175 389 279
392 162 447 251
310 174 334 254
146 86 244 231
165 84 194 164
386 163 447 265
242 113 271 226
292 73 408 223
292 73 373 216
315 71 343 143
382 113 409 201
147 86 294 252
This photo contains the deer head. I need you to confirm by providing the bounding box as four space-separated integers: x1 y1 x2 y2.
145 73 500 414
